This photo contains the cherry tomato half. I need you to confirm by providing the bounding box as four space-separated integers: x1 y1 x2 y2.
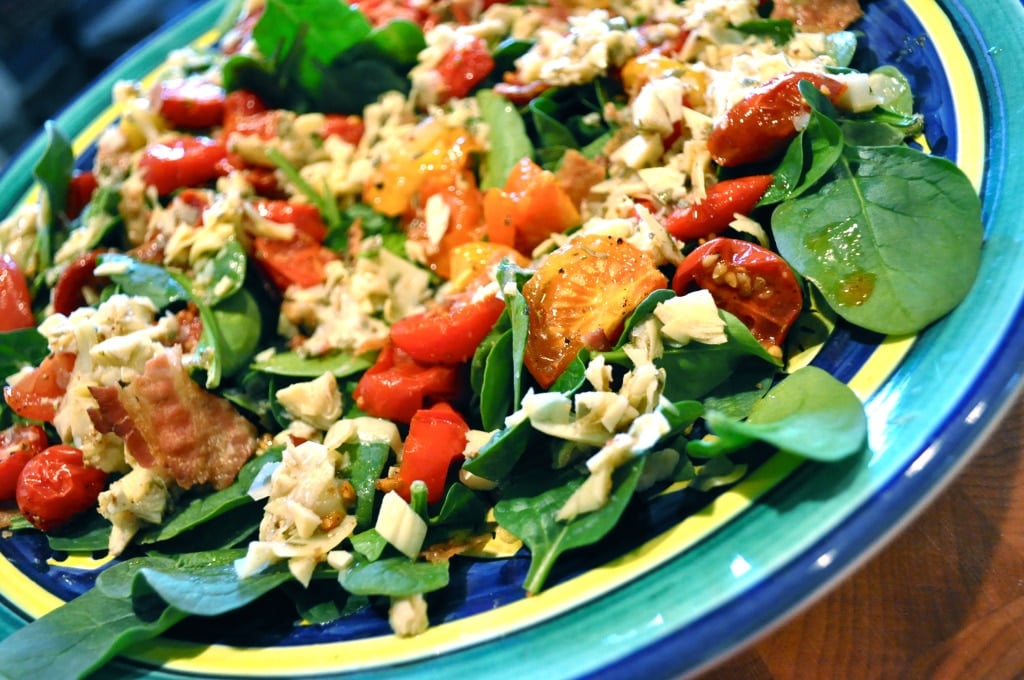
397 402 469 503
52 250 111 315
66 171 99 221
436 36 495 101
671 237 803 350
0 254 34 332
0 424 48 501
16 445 106 531
3 352 76 423
153 76 227 129
707 72 847 167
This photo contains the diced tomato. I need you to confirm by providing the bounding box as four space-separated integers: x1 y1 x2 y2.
663 174 774 241
353 343 460 423
16 445 106 531
322 114 365 145
153 76 227 129
66 171 98 220
52 250 111 315
396 402 469 503
255 200 329 243
138 136 227 195
707 72 847 167
0 254 34 332
0 424 48 501
671 237 804 350
436 36 495 101
251 234 338 290
485 157 581 256
3 352 76 423
390 291 506 365
523 234 668 389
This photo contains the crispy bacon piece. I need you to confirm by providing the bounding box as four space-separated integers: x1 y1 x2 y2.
88 350 257 490
555 149 607 208
770 0 863 33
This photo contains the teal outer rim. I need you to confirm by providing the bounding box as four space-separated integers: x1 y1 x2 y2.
1 0 1021 678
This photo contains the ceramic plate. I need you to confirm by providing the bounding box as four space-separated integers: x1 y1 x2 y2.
1 0 1022 677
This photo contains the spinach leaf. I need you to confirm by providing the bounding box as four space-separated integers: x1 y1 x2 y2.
351 528 389 561
478 88 535 189
496 259 532 407
344 440 391 528
31 121 74 272
479 329 514 430
462 418 532 482
0 559 186 679
772 144 983 335
251 349 375 378
46 512 112 552
825 31 858 67
494 458 644 593
199 239 248 305
526 83 612 170
209 287 264 379
0 328 48 382
430 483 490 529
140 447 284 545
99 253 190 307
138 550 292 617
687 365 867 461
340 557 450 596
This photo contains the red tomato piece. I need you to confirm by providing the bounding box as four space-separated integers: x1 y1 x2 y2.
16 445 106 531
671 237 803 350
663 174 774 241
707 72 847 167
251 234 338 290
138 136 227 195
3 352 76 423
0 424 48 501
255 200 329 243
52 250 111 315
390 292 506 365
222 90 269 135
436 36 495 100
322 114 365 145
66 171 98 220
154 76 227 129
353 343 460 424
397 402 469 503
0 254 34 332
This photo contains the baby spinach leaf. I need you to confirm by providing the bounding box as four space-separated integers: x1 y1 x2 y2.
772 144 983 335
733 18 794 44
251 348 375 378
98 253 189 308
0 559 186 680
479 329 514 430
471 313 509 397
478 88 535 189
613 288 675 350
0 328 48 380
351 528 389 561
462 418 532 482
494 458 643 594
344 440 391 528
140 447 284 545
688 365 867 461
825 31 858 67
199 239 248 305
31 121 74 272
210 287 264 379
340 557 450 596
496 259 531 406
430 483 490 529
45 511 112 552
138 551 292 617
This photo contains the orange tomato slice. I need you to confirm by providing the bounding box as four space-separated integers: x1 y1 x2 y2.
522 234 668 389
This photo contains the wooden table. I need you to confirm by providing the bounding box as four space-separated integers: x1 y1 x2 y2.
696 392 1024 679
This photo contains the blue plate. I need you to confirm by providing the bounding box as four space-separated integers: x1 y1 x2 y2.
1 0 1021 677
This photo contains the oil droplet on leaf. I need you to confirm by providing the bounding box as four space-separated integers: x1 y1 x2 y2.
836 271 875 307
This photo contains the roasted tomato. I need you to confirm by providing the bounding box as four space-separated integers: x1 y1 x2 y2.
390 291 506 365
353 343 460 423
16 445 106 531
0 425 48 501
671 237 804 351
436 35 495 101
52 250 111 315
138 136 227 195
153 76 227 129
396 402 470 503
522 234 668 389
663 174 774 241
3 352 76 423
0 254 34 332
707 72 847 167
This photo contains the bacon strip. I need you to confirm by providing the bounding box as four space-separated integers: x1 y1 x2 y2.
89 350 257 489
770 0 863 33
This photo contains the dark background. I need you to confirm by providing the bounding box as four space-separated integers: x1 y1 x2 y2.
0 0 206 167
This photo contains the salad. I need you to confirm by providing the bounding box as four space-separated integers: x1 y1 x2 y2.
0 0 983 676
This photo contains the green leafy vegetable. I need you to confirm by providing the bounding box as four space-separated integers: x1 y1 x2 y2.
773 144 983 335
340 557 450 596
478 89 535 189
251 349 375 378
